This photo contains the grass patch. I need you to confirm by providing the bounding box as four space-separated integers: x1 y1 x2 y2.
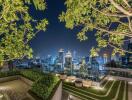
63 80 128 100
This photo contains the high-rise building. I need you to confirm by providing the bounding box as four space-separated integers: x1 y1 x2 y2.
58 49 64 71
64 51 73 75
73 50 77 60
103 53 108 64
121 40 132 68
127 40 132 64
91 57 100 81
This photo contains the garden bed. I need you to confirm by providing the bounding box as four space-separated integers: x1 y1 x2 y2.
0 70 61 100
63 79 128 100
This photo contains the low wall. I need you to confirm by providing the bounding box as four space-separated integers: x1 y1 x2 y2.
0 76 62 100
51 82 62 100
0 75 19 83
20 76 33 86
0 75 33 86
107 75 132 82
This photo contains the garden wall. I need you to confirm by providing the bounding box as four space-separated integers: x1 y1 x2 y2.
0 75 33 86
51 82 62 100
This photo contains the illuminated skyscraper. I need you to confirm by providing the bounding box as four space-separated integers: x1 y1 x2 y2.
73 50 77 60
58 49 64 71
121 40 132 67
128 40 132 64
103 53 108 64
64 51 73 75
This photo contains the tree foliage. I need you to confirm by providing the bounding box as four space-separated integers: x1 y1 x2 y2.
0 0 48 64
59 0 132 56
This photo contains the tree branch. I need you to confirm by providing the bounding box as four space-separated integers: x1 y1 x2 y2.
123 0 131 8
109 0 132 16
93 25 132 37
127 16 132 32
108 42 132 53
1 55 25 62
92 6 127 18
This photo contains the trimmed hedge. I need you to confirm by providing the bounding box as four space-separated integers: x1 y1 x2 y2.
0 70 20 78
20 70 43 81
31 73 59 100
0 70 60 100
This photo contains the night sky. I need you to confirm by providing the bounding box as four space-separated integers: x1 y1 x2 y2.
29 0 102 57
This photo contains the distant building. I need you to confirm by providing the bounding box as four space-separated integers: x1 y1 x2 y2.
103 53 108 64
91 57 100 81
85 56 89 64
73 50 77 60
121 40 132 68
64 51 73 75
96 56 104 70
58 49 64 71
127 41 132 64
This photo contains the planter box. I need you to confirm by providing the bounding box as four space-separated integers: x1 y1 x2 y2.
0 75 19 83
82 80 92 87
60 75 67 80
20 76 33 86
0 76 62 100
51 82 62 100
0 75 33 86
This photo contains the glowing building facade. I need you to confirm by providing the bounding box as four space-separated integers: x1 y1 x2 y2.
64 51 73 75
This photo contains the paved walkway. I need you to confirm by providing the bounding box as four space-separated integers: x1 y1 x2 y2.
62 90 81 100
0 80 32 100
128 82 132 100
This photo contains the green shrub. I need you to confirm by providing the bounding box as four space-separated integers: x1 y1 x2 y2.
31 74 59 100
20 70 43 81
0 69 60 100
32 82 52 100
0 70 20 78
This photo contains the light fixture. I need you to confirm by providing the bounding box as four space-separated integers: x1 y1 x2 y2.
0 94 4 99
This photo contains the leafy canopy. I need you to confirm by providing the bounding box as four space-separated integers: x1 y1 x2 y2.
59 0 132 56
0 0 48 64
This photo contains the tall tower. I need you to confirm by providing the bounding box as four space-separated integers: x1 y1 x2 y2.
64 51 73 75
58 49 64 71
103 53 108 64
73 50 77 60
127 39 132 65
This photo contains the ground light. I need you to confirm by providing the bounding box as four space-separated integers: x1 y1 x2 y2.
0 94 4 99
128 81 132 84
108 77 115 81
93 85 103 90
92 82 103 90
68 94 75 100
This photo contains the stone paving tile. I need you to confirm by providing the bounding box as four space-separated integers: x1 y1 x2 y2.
0 80 32 100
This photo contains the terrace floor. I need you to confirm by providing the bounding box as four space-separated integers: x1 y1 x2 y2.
128 82 132 100
0 80 33 100
63 79 128 100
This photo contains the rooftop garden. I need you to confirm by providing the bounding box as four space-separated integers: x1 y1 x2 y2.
63 79 128 100
0 69 60 100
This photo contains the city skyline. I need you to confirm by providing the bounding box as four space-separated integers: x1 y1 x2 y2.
29 0 102 57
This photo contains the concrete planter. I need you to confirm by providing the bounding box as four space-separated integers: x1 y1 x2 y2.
0 75 33 86
0 75 19 83
75 80 83 87
0 76 62 100
20 76 33 86
51 82 62 100
82 80 92 87
60 74 67 80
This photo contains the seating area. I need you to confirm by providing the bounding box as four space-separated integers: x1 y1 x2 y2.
59 75 93 88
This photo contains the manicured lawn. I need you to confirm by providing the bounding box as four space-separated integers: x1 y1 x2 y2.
63 79 128 100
